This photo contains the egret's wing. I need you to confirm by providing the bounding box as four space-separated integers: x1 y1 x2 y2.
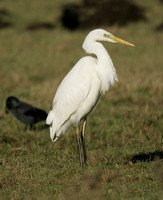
50 57 96 134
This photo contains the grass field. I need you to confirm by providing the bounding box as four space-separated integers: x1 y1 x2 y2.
0 0 163 199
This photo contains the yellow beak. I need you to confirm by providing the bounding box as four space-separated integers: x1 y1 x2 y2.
104 34 135 47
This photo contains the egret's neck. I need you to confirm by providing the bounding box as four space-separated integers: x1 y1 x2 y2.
83 40 107 64
82 40 118 93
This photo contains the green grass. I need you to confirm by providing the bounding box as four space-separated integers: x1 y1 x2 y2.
0 0 163 199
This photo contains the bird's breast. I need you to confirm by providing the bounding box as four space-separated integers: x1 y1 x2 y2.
70 73 101 124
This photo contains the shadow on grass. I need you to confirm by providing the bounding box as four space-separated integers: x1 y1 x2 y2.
0 9 13 29
155 22 163 31
23 123 48 131
130 150 163 163
26 22 56 31
60 0 147 30
36 124 49 131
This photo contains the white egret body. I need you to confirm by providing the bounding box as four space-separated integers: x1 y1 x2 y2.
46 29 134 165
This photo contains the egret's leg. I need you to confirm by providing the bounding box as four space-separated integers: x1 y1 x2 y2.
81 118 87 165
76 125 83 166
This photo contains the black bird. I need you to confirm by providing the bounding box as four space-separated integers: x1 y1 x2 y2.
5 96 47 130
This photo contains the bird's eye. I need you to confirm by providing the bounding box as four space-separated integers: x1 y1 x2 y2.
103 33 110 38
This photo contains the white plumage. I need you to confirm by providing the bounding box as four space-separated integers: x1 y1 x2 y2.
46 29 134 165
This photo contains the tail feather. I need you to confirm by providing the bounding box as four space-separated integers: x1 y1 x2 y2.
50 124 58 142
46 110 53 125
47 110 58 142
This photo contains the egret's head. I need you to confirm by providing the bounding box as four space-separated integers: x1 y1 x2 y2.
85 29 135 47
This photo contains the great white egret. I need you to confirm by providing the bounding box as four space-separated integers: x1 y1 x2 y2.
46 29 134 166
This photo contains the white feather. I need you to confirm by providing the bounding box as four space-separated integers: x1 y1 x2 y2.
47 29 119 141
46 110 54 125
